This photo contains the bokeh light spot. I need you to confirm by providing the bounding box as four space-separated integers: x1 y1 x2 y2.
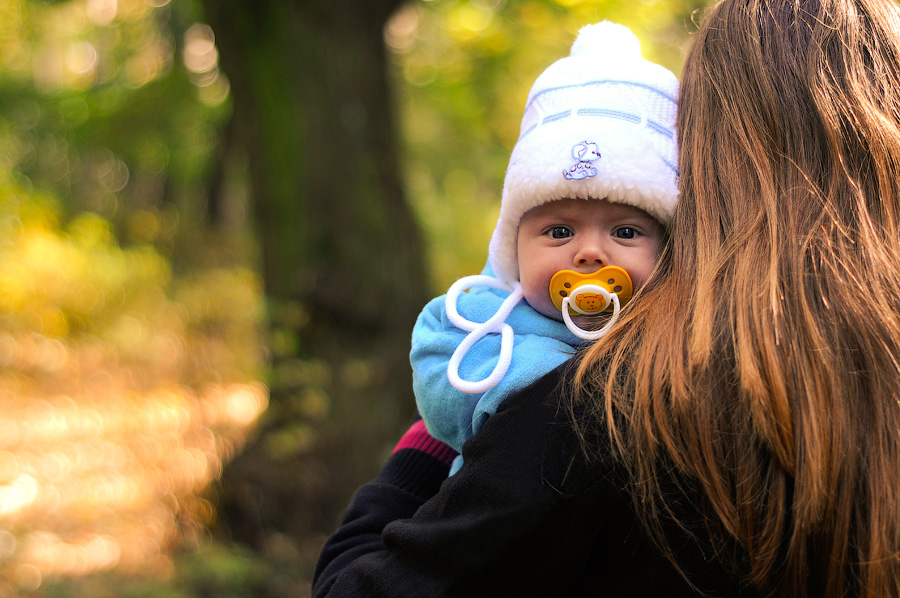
183 24 217 74
86 0 118 26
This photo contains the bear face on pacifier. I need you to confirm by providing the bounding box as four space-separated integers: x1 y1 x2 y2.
549 266 633 340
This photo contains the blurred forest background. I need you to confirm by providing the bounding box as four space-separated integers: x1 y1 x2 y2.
0 0 707 595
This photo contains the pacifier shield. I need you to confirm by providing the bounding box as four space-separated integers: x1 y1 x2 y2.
549 266 634 315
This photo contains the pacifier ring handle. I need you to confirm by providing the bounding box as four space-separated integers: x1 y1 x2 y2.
562 293 621 341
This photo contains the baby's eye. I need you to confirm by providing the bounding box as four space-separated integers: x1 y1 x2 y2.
548 226 573 239
613 227 638 239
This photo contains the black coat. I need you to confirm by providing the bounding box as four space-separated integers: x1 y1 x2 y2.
313 365 757 598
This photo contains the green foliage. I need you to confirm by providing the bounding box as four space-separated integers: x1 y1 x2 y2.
0 0 260 381
0 176 169 340
0 0 230 243
0 165 264 382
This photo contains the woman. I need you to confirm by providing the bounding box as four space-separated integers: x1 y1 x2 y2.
313 0 900 595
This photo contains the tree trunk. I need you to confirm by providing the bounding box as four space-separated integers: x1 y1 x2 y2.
200 0 427 576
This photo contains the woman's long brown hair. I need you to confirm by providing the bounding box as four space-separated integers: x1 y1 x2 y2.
575 0 900 595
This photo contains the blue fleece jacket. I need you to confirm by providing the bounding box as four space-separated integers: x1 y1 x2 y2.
410 265 583 474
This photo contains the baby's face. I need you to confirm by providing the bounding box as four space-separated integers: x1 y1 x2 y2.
516 198 664 322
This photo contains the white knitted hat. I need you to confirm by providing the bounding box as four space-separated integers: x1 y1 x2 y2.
488 21 679 284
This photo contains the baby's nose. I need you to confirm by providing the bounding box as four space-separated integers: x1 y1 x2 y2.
574 239 606 267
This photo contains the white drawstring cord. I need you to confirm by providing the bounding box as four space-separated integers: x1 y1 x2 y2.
445 275 524 394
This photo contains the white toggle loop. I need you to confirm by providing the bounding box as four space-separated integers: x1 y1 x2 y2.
445 275 524 394
562 292 622 340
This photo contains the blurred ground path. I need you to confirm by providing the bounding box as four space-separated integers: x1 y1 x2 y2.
0 331 267 595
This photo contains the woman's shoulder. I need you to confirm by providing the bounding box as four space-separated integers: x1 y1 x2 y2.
458 363 758 597
457 361 617 497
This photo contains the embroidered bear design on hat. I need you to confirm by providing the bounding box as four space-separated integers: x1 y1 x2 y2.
563 140 602 180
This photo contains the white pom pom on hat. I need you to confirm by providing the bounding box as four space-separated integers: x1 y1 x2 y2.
487 21 679 285
570 21 642 57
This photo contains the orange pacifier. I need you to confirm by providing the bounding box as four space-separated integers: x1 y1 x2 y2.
549 266 633 340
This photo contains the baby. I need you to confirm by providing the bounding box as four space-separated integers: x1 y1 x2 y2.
411 22 678 473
